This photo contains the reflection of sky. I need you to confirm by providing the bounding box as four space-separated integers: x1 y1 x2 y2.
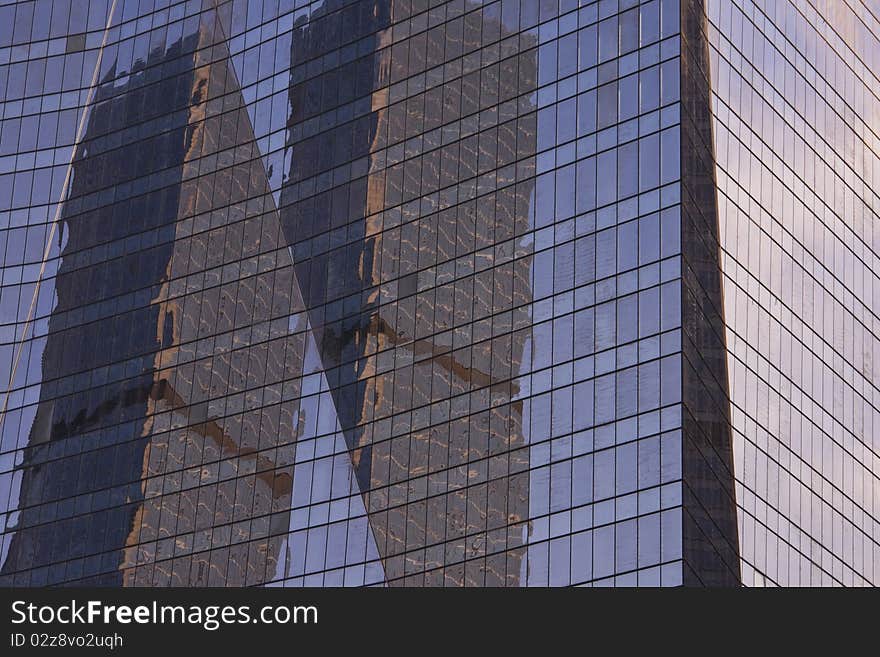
271 306 383 586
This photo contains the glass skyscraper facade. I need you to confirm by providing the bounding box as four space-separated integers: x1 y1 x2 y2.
707 0 880 586
0 0 875 587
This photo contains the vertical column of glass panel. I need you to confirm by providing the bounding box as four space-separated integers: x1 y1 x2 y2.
678 0 740 586
521 0 686 586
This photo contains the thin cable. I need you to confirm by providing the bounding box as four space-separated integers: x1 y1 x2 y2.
0 0 119 435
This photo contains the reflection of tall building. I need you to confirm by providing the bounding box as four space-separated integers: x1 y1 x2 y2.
1 8 305 586
2 0 877 587
117 15 302 587
1 35 199 584
279 0 537 585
